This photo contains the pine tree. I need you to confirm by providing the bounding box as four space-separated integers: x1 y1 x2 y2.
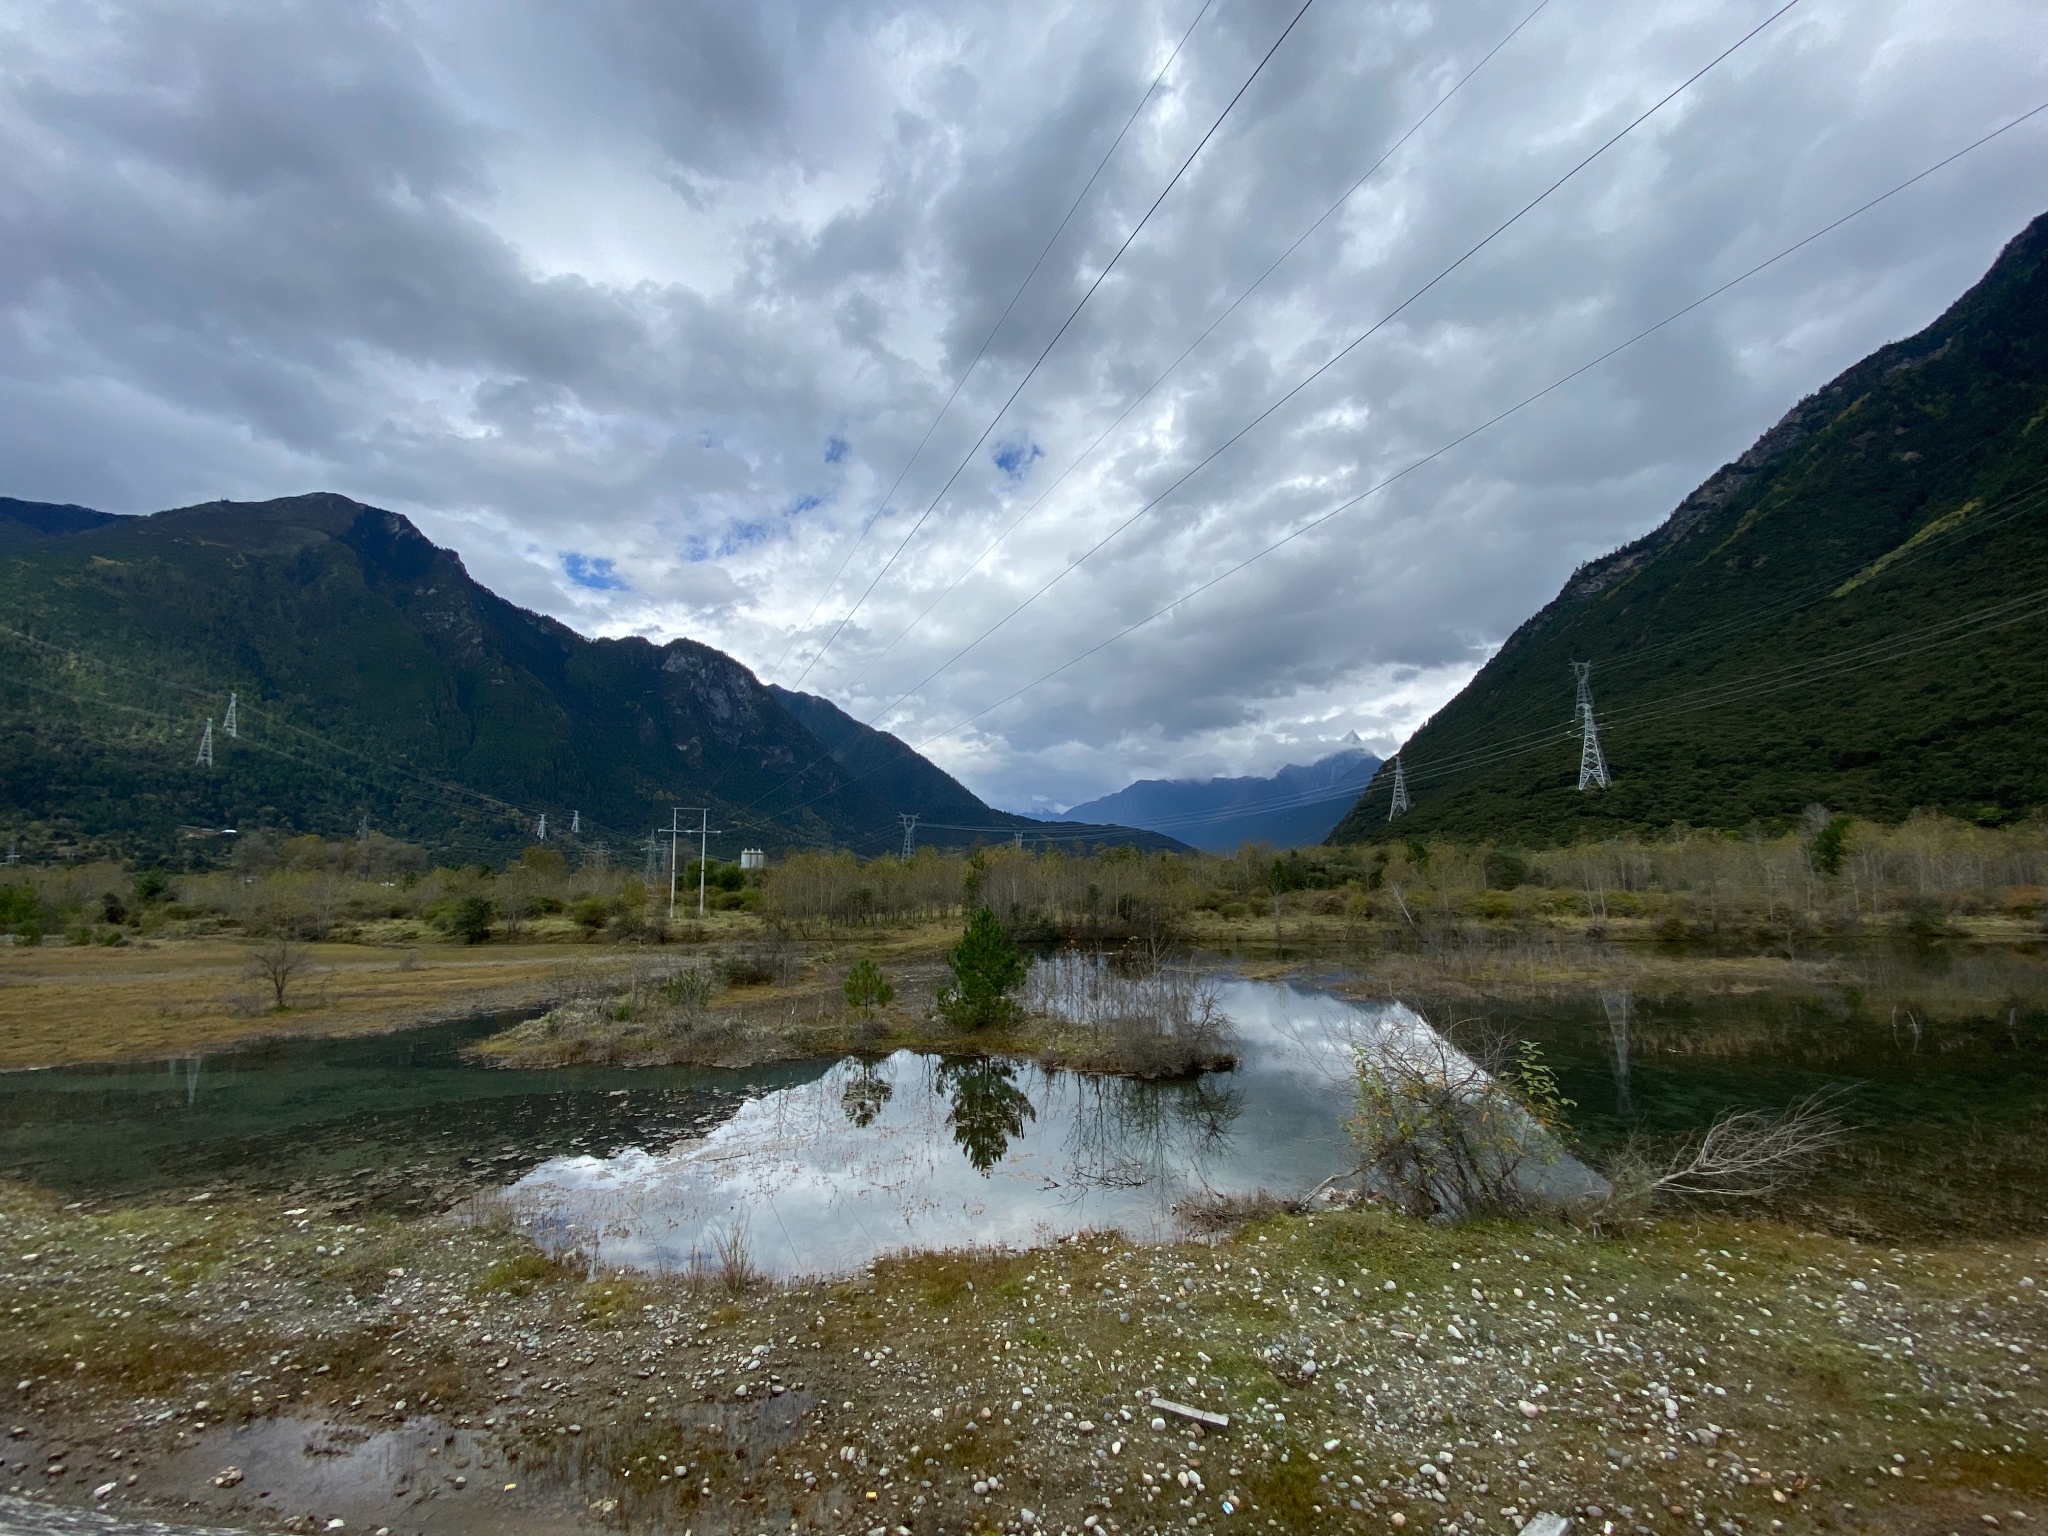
943 906 1025 1028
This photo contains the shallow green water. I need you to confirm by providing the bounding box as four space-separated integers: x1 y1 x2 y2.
3 959 2044 1243
0 1013 828 1211
1447 983 2048 1238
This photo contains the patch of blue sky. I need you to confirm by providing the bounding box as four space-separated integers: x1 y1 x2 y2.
717 520 776 558
992 433 1043 482
561 551 628 591
824 436 850 464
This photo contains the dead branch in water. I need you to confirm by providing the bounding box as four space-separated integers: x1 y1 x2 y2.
1648 1089 1851 1199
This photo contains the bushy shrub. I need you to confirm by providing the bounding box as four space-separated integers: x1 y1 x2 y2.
444 895 496 944
1482 850 1528 890
0 883 45 940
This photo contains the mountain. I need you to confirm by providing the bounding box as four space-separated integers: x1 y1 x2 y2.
1066 742 1382 852
0 497 119 550
1329 210 2048 848
768 685 1188 853
0 493 1168 862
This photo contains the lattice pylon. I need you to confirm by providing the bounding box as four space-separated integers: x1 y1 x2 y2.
1573 662 1611 790
1387 754 1411 821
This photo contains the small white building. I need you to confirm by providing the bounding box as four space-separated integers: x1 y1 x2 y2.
739 848 767 871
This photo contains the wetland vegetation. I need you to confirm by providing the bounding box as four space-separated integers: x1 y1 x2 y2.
1 813 2044 1535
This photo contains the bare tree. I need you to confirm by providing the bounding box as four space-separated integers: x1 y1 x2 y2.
243 940 310 1011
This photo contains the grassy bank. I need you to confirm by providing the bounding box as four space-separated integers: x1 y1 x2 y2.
0 1182 2041 1536
0 939 590 1070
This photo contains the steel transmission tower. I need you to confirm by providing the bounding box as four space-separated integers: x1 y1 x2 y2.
899 814 919 859
1572 662 1611 790
570 810 580 835
222 691 238 739
195 718 214 768
1386 754 1411 821
536 813 547 842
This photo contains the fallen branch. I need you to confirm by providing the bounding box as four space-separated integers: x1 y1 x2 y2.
1649 1088 1850 1199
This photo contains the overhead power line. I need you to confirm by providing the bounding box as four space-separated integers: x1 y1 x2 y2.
729 99 2046 835
770 0 1223 678
838 0 1557 694
787 0 1325 688
723 0 1812 834
877 99 2048 767
850 0 1807 735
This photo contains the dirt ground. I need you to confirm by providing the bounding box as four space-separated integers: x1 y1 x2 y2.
0 1184 2041 1536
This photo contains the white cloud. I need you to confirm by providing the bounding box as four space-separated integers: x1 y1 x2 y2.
1 0 2042 809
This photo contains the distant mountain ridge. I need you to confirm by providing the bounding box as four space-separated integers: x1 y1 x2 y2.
0 493 1172 861
1065 743 1381 852
768 685 1187 853
1330 208 2048 846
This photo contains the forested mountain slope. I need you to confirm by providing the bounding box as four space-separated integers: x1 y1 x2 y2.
1330 209 2048 847
0 495 944 861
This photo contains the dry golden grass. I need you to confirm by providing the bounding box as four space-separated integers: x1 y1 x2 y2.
0 938 585 1069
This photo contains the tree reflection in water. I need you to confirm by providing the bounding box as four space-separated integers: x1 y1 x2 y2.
1061 1071 1242 1193
934 1057 1037 1174
840 1057 894 1128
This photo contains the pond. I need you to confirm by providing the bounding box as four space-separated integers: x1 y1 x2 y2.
2 966 2042 1263
0 1012 831 1212
1477 980 2048 1239
502 980 1381 1278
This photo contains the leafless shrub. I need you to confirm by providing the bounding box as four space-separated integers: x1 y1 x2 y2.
1174 1188 1289 1234
1023 948 1235 1077
1345 1020 1542 1219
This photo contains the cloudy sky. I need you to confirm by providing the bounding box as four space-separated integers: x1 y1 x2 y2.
2 0 2043 812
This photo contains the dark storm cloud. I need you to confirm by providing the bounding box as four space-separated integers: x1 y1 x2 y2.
0 0 2042 809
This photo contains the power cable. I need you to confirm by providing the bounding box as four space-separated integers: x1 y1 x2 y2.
836 0 1557 693
852 0 1807 729
787 0 1325 687
876 99 2048 766
729 98 2047 837
769 0 1224 677
726 0 1817 832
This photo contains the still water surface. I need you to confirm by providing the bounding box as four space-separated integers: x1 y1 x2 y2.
504 981 1366 1276
3 968 2042 1251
